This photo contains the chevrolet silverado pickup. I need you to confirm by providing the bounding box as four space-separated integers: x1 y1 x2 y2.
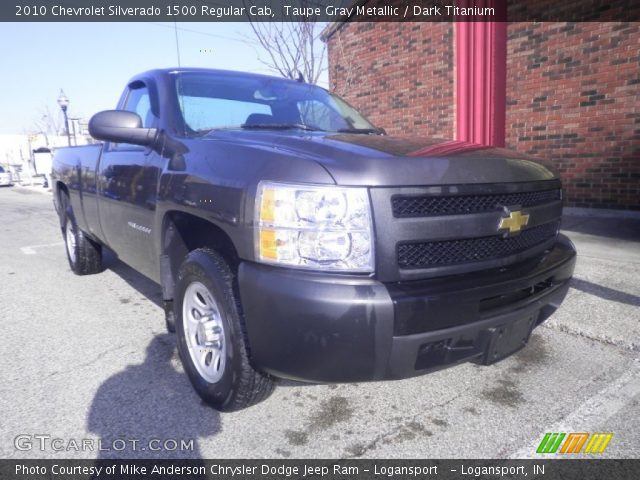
52 68 576 411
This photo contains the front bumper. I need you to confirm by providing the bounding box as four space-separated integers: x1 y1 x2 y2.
238 234 576 383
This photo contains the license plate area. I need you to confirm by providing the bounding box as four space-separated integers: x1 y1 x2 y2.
480 314 537 365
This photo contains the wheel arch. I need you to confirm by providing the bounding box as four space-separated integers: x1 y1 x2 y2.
160 210 240 301
54 181 70 228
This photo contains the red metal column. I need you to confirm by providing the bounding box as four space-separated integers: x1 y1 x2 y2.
455 1 507 146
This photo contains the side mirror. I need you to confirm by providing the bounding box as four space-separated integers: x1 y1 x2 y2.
89 110 158 147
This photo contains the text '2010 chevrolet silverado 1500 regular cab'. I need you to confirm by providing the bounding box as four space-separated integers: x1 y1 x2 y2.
52 68 576 411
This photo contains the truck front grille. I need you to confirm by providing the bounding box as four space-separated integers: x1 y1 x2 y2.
392 188 561 218
397 221 559 269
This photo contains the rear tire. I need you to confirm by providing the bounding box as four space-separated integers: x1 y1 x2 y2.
60 192 102 275
175 248 274 411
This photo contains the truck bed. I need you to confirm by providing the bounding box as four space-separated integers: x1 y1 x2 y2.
52 144 103 241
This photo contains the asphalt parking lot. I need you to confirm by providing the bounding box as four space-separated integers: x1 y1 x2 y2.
1 186 638 459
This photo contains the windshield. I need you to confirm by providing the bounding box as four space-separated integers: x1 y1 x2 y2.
175 72 377 134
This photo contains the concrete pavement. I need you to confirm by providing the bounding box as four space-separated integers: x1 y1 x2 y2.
0 186 638 459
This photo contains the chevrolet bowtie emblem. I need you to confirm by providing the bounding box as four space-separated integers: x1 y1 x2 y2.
498 209 530 235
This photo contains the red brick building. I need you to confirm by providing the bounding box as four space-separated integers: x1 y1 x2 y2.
324 21 639 210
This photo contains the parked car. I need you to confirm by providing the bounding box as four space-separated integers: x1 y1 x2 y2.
51 68 576 411
0 166 12 186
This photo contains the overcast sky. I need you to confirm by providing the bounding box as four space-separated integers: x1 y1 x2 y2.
1 22 328 134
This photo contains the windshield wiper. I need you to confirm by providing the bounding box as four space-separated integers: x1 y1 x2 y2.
337 127 386 135
241 123 323 132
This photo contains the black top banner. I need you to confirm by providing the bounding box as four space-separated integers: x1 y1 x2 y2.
5 0 640 22
2 459 640 480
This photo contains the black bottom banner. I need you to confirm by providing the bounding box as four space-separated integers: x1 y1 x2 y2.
1 459 639 480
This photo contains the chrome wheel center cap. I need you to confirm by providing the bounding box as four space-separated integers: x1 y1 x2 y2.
197 318 223 349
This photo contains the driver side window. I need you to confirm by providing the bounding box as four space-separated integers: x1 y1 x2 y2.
112 85 154 150
126 87 154 128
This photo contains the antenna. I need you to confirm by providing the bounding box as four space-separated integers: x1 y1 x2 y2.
174 21 182 67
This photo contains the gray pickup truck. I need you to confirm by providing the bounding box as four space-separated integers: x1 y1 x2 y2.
52 68 576 411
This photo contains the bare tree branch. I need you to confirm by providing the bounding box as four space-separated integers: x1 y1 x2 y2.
243 1 327 84
31 105 61 138
334 27 357 95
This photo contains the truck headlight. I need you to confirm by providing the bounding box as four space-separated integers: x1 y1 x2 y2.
255 182 374 272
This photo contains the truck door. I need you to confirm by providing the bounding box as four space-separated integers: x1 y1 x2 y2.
97 83 163 280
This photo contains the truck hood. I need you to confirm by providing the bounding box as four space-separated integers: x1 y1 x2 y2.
206 131 558 186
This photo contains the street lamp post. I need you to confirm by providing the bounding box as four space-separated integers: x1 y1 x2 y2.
57 89 71 147
69 117 79 146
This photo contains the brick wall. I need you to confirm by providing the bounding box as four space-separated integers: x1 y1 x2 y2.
506 22 639 210
327 22 455 138
326 22 639 210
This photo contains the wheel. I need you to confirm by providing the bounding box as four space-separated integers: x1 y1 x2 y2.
60 192 102 275
175 248 274 411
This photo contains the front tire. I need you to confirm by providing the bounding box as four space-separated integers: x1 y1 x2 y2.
61 193 102 275
175 248 274 411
